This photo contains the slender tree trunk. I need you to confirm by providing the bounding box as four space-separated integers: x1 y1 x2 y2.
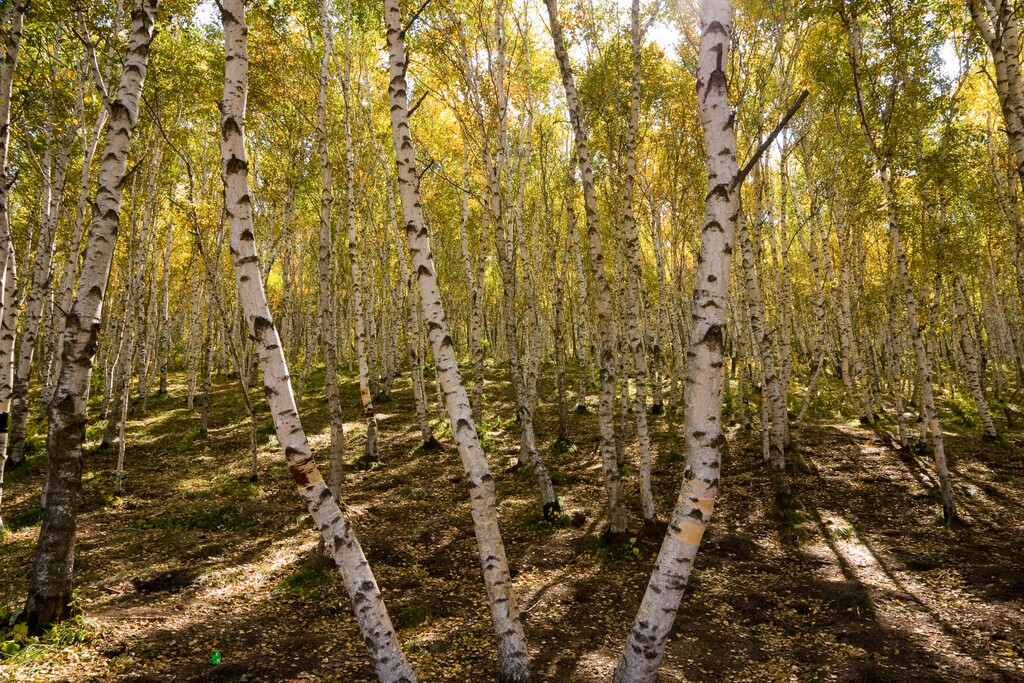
620 0 656 522
546 0 627 535
8 118 76 466
737 210 790 500
340 19 378 462
0 244 16 528
218 3 416 678
847 13 957 522
158 218 172 394
0 1 24 505
315 0 346 493
23 0 158 633
458 146 486 422
648 192 670 414
953 275 998 439
385 4 531 678
614 2 738 677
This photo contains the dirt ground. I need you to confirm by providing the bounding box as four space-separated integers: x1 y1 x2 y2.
2 366 1023 682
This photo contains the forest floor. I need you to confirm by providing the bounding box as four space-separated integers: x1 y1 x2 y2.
1 364 1023 682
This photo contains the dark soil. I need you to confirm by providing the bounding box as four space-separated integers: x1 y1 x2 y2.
1 367 1022 682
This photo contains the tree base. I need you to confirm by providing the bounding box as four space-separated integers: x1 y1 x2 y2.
600 527 630 546
420 435 443 452
23 591 77 636
3 456 25 471
650 403 664 415
641 517 667 538
575 404 590 415
542 501 562 520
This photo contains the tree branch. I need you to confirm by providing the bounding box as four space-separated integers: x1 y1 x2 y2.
732 88 809 190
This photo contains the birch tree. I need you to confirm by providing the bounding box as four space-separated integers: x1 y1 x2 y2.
615 0 739 677
0 0 25 528
844 5 958 522
385 1 532 678
23 0 158 632
545 0 628 536
217 2 416 679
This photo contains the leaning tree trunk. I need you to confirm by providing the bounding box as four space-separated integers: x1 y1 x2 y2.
614 1 738 678
217 2 416 679
23 0 157 633
385 3 531 679
970 0 1024 205
546 0 628 535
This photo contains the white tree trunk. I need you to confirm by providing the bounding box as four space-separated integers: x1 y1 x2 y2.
736 210 790 500
952 275 998 439
384 3 531 679
24 0 157 633
847 14 958 521
614 1 737 677
340 23 378 462
621 0 655 522
0 1 25 509
546 0 628 535
8 118 76 465
218 3 416 679
315 0 346 494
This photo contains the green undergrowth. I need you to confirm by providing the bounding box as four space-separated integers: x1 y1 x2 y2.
0 613 96 662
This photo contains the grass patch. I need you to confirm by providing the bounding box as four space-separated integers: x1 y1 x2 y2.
278 559 336 599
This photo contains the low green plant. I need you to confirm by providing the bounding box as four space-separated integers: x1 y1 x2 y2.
400 485 426 501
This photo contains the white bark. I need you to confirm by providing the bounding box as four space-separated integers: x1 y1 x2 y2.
847 13 957 521
8 114 76 465
24 0 157 632
953 275 998 439
621 0 655 522
0 1 24 509
315 0 346 494
545 0 627 535
384 3 531 679
614 1 737 677
340 15 378 462
218 3 415 679
737 209 789 499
